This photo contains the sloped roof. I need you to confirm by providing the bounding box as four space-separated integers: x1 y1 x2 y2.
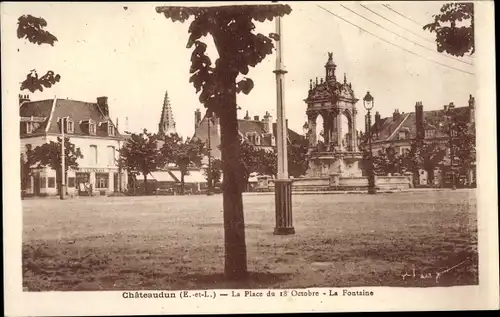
370 105 472 143
20 98 123 139
192 115 305 159
19 99 54 134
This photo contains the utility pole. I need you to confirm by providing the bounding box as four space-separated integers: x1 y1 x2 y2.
273 16 294 235
60 117 66 200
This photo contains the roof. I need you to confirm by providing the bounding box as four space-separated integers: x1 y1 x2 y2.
192 114 305 159
368 105 472 143
20 98 123 139
170 170 206 183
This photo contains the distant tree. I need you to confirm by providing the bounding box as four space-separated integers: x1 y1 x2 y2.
156 4 292 280
17 14 61 92
423 2 474 57
161 133 206 194
367 145 403 176
402 140 447 185
452 120 476 178
119 129 164 194
30 137 83 194
20 150 35 192
204 157 223 188
287 140 309 178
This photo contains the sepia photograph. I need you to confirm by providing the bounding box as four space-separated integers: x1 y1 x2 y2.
2 1 498 315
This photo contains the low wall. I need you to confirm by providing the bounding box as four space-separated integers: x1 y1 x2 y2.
255 174 412 192
375 175 413 190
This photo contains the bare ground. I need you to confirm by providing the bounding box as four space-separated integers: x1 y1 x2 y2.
22 190 478 291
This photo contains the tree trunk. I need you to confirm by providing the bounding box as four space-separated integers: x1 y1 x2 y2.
219 93 248 281
143 173 148 195
180 171 185 195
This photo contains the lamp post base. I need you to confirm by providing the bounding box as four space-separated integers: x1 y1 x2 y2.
59 185 67 200
367 187 377 195
273 179 294 235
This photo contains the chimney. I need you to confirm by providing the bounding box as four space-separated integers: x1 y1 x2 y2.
263 111 272 133
254 115 260 121
244 110 250 120
19 94 30 105
468 94 475 123
393 109 400 121
375 111 381 136
194 109 202 127
97 96 109 117
415 101 424 140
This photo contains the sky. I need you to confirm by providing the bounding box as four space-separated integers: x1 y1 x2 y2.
3 1 476 138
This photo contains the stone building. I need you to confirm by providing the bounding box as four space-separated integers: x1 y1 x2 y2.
20 95 128 196
192 109 303 160
363 95 476 186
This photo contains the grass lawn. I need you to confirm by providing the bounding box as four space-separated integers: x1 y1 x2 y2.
23 190 478 291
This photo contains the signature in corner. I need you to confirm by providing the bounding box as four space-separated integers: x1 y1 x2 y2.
401 258 471 283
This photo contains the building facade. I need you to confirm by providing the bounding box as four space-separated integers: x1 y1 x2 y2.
362 95 476 187
20 95 128 196
192 109 303 160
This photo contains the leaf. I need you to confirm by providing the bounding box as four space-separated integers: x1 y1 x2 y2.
17 15 58 46
236 78 254 95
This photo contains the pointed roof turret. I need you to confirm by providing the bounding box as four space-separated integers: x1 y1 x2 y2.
158 90 176 138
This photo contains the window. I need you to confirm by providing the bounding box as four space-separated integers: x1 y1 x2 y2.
255 135 260 145
108 124 115 136
398 131 406 140
89 145 98 165
107 146 115 166
400 147 411 155
40 177 46 188
48 177 55 188
68 177 75 188
89 122 96 135
425 130 436 138
26 122 33 134
67 120 74 133
95 173 109 189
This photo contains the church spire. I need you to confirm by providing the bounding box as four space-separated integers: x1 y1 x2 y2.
158 90 176 138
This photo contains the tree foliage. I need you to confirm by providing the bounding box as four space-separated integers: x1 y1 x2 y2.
17 14 61 92
204 157 223 187
20 150 36 191
119 129 165 193
160 133 206 194
156 4 292 280
423 2 474 57
400 140 447 185
30 137 84 189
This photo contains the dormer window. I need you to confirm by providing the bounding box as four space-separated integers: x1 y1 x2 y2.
66 119 74 134
108 124 115 136
26 122 34 134
89 120 96 135
398 131 406 140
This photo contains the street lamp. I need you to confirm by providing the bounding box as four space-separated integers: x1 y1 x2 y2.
363 91 376 195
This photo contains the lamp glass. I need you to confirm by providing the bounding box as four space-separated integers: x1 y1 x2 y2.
363 91 374 110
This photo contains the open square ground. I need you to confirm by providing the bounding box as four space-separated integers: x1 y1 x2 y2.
23 190 478 291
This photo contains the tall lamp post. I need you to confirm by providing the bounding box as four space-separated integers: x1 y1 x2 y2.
363 92 376 195
207 111 214 196
59 116 67 200
273 15 294 235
